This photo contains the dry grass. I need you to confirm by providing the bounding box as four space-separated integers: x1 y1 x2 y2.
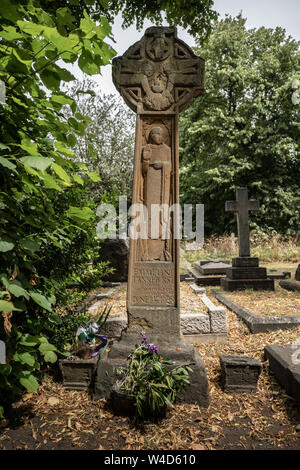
183 233 300 265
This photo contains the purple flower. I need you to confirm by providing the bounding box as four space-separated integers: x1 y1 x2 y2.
147 343 158 354
141 332 147 345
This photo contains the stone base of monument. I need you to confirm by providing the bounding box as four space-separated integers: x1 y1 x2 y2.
188 267 225 286
264 344 300 402
93 330 210 407
188 260 232 287
221 257 274 291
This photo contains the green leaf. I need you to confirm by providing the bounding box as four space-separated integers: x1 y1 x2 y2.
43 351 57 363
19 335 39 347
88 171 101 182
66 206 94 221
29 292 52 312
20 156 53 172
78 50 100 75
19 237 41 253
0 157 16 171
18 353 36 367
73 174 84 185
0 300 21 312
43 173 62 191
51 162 71 185
39 342 57 354
54 141 74 158
19 138 40 156
7 283 29 300
0 240 14 252
19 374 39 392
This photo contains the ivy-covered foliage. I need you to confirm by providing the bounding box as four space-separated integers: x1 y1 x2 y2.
179 16 300 235
0 0 116 416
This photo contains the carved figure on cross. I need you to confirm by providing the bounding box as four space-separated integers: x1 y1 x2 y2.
225 187 259 257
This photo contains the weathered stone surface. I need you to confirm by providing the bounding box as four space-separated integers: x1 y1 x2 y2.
209 309 227 334
96 27 210 407
264 344 300 402
232 257 259 267
200 293 226 313
220 355 262 392
295 264 300 281
59 358 98 391
221 277 274 291
97 239 129 282
189 283 206 294
267 272 291 280
225 188 259 258
222 189 274 291
225 266 267 280
188 267 224 286
105 318 127 338
198 259 230 266
214 290 300 333
279 280 300 293
180 313 210 334
196 261 231 275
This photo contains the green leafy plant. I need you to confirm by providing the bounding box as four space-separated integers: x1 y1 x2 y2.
114 333 193 418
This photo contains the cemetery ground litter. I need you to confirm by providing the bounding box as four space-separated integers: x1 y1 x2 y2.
1 281 300 450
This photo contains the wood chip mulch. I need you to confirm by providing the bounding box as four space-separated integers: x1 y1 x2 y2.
218 283 300 317
1 284 300 450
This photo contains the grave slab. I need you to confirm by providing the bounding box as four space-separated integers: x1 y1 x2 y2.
214 290 300 333
264 344 300 402
279 280 300 293
196 261 231 275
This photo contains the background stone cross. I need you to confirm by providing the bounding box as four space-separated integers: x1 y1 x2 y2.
225 187 259 257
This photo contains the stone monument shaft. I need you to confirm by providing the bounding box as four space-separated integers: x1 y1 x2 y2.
225 187 259 257
112 27 205 340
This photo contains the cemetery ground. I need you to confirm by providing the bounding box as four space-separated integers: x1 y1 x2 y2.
1 255 300 450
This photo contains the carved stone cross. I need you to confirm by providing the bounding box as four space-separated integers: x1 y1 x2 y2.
112 26 205 344
94 28 210 407
225 187 259 257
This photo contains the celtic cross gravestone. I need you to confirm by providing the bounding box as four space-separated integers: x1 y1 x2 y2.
94 27 210 406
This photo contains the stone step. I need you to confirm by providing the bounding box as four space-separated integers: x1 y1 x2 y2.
188 268 225 286
193 261 231 275
226 267 267 280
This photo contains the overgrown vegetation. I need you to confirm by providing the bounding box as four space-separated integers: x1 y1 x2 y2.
183 232 300 265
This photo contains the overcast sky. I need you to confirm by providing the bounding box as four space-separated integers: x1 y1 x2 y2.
68 0 300 96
